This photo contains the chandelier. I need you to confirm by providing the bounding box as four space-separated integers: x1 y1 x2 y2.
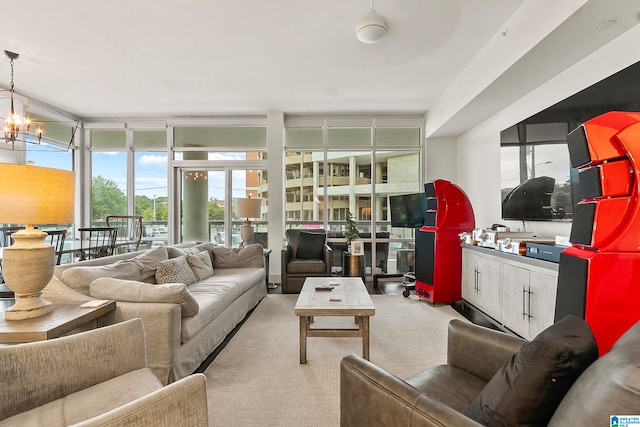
2 51 41 144
1 50 78 151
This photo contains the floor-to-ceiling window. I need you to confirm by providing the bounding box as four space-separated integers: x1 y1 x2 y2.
284 117 423 277
132 128 169 248
87 125 171 247
89 129 127 221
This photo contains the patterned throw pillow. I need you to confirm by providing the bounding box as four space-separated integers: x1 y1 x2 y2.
186 251 214 280
155 256 197 285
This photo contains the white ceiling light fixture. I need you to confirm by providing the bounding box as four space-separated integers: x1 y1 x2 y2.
356 0 388 44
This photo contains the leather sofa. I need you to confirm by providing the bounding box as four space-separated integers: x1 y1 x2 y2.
341 318 640 426
0 319 208 426
281 229 332 293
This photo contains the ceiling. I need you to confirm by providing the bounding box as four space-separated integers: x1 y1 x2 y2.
0 0 638 137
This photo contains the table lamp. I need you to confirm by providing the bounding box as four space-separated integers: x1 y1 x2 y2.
0 163 75 320
236 197 261 246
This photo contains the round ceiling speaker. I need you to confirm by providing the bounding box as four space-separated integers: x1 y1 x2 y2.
356 10 388 44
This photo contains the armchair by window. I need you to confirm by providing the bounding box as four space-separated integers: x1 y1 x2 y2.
281 229 332 293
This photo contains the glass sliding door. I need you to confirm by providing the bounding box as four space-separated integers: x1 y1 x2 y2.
176 166 267 248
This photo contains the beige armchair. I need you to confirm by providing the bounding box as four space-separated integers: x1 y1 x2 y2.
281 228 332 293
0 318 209 426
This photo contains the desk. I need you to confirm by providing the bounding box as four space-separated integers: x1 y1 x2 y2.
0 299 115 343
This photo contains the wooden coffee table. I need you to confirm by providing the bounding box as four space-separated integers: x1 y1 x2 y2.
294 277 375 364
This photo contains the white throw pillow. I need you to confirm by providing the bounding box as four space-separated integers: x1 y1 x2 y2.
155 256 197 285
186 251 214 281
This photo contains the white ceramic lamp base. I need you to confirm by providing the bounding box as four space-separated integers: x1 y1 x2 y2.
240 221 254 246
3 228 55 320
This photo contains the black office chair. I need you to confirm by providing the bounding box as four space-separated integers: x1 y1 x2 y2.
78 227 118 260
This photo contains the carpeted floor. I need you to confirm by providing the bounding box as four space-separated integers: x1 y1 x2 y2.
204 293 467 426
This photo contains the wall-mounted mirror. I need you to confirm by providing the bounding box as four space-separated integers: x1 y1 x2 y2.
500 60 640 222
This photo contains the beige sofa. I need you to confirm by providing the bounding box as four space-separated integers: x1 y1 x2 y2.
44 242 267 385
0 318 208 426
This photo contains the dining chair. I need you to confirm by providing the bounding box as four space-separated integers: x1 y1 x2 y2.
1 225 23 248
78 227 118 260
0 226 24 289
45 229 67 265
105 215 143 253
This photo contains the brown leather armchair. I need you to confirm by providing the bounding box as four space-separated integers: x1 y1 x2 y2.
340 318 640 427
281 229 332 293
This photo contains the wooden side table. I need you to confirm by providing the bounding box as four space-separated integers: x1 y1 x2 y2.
0 299 116 343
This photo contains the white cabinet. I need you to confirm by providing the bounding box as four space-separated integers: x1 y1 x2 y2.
462 250 502 322
462 246 558 340
502 264 558 340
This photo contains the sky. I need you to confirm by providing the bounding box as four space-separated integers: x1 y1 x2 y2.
28 148 249 202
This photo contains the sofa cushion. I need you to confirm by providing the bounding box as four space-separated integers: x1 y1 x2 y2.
211 244 264 269
548 321 640 426
61 262 143 296
0 368 161 426
90 278 199 317
405 365 487 413
287 259 327 274
167 242 216 262
120 246 168 283
181 267 265 343
155 256 198 285
187 251 214 281
296 231 325 259
465 315 598 426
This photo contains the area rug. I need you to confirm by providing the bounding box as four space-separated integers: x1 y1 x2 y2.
204 294 467 427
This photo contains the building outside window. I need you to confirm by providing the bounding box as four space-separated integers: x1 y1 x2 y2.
284 118 423 276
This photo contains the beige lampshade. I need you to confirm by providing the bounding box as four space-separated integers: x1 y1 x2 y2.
236 197 261 219
0 163 75 225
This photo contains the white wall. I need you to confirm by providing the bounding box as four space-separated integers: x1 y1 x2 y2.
457 25 640 238
425 137 457 183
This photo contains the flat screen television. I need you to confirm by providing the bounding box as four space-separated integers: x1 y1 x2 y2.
390 193 426 228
